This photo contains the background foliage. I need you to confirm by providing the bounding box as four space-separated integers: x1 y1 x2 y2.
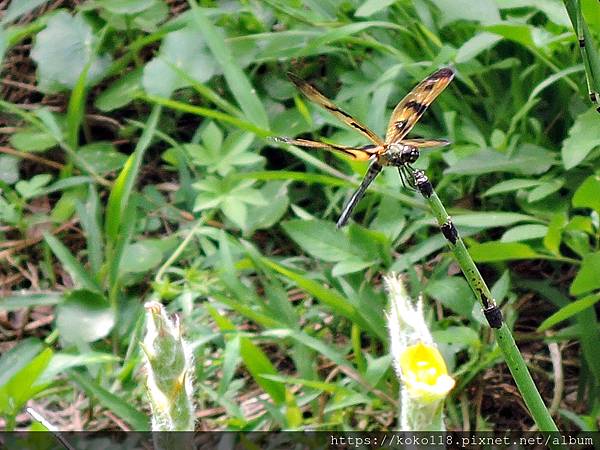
1 0 599 432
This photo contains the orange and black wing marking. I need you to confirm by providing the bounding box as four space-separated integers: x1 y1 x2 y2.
385 67 455 144
287 72 385 146
272 136 379 161
400 138 450 148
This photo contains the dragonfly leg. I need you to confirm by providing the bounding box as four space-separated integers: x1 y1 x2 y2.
400 165 417 190
336 160 382 228
397 167 408 189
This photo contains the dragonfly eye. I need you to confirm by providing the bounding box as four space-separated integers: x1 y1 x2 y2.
408 148 420 163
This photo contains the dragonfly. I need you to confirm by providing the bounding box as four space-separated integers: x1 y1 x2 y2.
274 67 455 228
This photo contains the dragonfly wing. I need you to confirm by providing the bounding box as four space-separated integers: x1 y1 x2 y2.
287 72 385 146
272 136 379 161
385 67 455 144
401 138 450 148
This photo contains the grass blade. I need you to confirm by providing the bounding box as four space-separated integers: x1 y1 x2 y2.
188 2 269 129
43 233 101 292
69 370 149 430
105 105 160 242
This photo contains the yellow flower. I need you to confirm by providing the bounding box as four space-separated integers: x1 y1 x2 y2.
399 342 455 404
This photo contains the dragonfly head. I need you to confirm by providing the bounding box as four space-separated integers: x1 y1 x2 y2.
386 143 420 165
404 146 420 164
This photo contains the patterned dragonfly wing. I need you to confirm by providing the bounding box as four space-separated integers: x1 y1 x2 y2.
385 67 455 144
271 137 380 161
287 72 385 146
400 138 450 148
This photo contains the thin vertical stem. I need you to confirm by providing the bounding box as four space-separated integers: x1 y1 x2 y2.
563 0 600 110
412 170 564 441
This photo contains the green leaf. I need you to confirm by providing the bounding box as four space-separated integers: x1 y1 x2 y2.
501 224 549 242
485 23 552 47
570 252 600 295
30 12 111 92
0 293 63 312
0 193 19 224
538 294 600 332
185 126 262 176
9 128 57 152
44 233 101 292
39 177 91 196
261 374 351 394
78 143 128 174
497 0 570 27
189 5 269 129
142 25 217 97
456 32 502 63
433 326 480 352
40 352 120 383
0 338 44 388
332 259 374 277
527 179 564 202
207 306 286 405
105 106 160 242
0 29 5 63
445 145 555 176
218 336 241 396
193 177 267 229
347 225 388 264
263 329 351 369
16 174 52 199
544 214 567 255
92 0 167 32
66 59 91 150
144 94 269 137
56 290 115 344
243 181 290 234
355 0 397 17
566 216 594 234
429 0 500 25
76 186 103 275
239 338 286 405
425 277 475 319
2 0 49 25
491 269 511 303
119 241 163 273
469 242 541 262
107 196 138 290
282 219 362 262
35 107 63 142
482 179 542 197
572 175 600 214
69 370 149 430
451 212 538 228
0 155 20 184
561 108 600 170
95 67 142 111
102 0 155 14
0 348 53 417
261 257 384 339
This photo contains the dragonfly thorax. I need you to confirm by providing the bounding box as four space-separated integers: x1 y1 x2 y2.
380 143 420 167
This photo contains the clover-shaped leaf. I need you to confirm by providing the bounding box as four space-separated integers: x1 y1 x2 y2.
193 177 267 229
183 122 263 176
142 25 217 97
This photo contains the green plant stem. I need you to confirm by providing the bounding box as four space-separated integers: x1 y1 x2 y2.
563 0 600 108
154 212 214 283
421 184 563 439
